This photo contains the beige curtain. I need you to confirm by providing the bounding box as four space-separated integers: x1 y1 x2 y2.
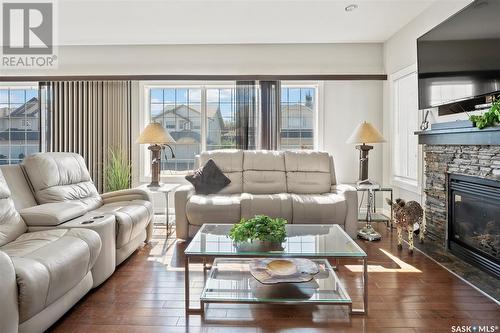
44 81 132 193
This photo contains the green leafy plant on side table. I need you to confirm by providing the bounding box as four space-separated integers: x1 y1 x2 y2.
229 215 287 251
104 147 131 192
469 96 500 129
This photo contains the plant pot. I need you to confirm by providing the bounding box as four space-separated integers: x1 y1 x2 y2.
233 240 284 252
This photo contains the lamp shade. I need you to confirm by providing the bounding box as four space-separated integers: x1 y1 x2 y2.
137 122 176 144
346 121 385 144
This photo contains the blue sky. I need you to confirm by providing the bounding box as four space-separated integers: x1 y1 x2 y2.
0 89 38 107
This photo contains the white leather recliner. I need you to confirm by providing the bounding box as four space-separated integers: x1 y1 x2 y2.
175 150 358 239
0 169 102 333
18 152 154 265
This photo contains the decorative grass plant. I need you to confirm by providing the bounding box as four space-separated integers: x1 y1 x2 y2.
229 215 287 244
105 147 131 192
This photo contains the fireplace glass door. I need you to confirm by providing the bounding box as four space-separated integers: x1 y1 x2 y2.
449 174 500 278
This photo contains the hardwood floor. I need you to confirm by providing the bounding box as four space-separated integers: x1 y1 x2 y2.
49 225 500 333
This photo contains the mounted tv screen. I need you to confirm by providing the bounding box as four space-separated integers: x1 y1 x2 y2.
417 0 500 110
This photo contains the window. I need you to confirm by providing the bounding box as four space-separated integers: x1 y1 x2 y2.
280 86 316 150
149 87 202 172
206 88 238 151
145 83 318 174
391 65 420 192
0 85 40 165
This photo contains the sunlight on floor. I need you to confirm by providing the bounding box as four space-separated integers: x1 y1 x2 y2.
345 248 421 273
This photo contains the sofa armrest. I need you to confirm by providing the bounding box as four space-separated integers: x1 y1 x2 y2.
331 184 358 238
20 202 86 226
174 184 195 240
0 251 19 333
101 189 151 205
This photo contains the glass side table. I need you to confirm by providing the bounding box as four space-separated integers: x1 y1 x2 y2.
137 183 181 239
352 184 393 229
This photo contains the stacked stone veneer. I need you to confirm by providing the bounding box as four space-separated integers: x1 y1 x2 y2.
424 145 500 244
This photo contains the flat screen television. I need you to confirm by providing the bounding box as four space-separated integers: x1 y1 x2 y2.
417 0 500 110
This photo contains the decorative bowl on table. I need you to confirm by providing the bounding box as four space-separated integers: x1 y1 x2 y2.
249 258 319 284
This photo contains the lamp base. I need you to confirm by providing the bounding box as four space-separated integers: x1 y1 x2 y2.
355 144 373 182
147 182 160 188
357 224 381 241
148 144 163 188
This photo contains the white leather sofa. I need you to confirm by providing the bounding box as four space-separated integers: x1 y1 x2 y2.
175 150 358 239
0 152 154 333
0 170 101 333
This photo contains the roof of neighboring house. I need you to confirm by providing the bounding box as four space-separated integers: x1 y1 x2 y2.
152 104 224 128
9 97 39 118
170 129 218 145
282 104 313 115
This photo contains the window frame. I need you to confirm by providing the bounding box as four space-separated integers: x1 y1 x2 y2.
139 81 321 181
0 82 42 165
279 81 320 151
389 64 422 194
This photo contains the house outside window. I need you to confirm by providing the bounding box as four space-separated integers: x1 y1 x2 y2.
280 86 316 150
0 85 40 165
145 83 318 174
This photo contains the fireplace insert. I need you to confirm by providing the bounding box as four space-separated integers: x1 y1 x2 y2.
448 174 500 278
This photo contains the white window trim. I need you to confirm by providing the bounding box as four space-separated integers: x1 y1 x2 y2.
281 81 322 150
138 81 321 182
388 64 423 194
0 82 42 164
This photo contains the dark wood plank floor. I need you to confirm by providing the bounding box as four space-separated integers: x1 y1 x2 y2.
49 225 500 333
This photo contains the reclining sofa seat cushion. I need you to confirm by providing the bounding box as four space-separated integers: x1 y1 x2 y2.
91 199 152 248
0 229 101 322
23 152 152 249
0 168 101 324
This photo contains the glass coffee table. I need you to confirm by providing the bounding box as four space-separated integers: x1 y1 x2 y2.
184 224 368 315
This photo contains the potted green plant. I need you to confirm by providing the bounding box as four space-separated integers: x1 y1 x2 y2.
469 96 500 129
104 147 131 192
229 215 287 252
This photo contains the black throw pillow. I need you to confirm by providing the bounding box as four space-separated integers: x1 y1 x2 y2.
185 159 231 195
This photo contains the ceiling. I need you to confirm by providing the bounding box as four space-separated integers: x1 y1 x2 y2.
57 0 438 46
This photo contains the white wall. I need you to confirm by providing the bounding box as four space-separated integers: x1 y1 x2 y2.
322 81 384 185
1 43 383 77
382 0 471 204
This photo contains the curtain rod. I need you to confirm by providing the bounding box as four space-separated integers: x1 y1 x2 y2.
0 74 387 82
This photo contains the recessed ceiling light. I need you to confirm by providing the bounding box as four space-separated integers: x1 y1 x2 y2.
345 4 358 12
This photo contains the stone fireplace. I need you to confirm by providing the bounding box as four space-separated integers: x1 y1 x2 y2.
423 144 500 277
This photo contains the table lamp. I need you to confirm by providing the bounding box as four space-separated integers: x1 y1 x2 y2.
347 121 386 241
137 122 176 187
346 121 385 184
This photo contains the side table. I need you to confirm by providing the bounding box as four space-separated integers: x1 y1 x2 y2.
353 184 393 228
137 183 181 239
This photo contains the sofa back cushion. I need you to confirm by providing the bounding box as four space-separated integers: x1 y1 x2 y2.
0 170 27 246
242 150 287 194
23 153 102 211
198 150 243 194
0 165 38 210
284 151 332 194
